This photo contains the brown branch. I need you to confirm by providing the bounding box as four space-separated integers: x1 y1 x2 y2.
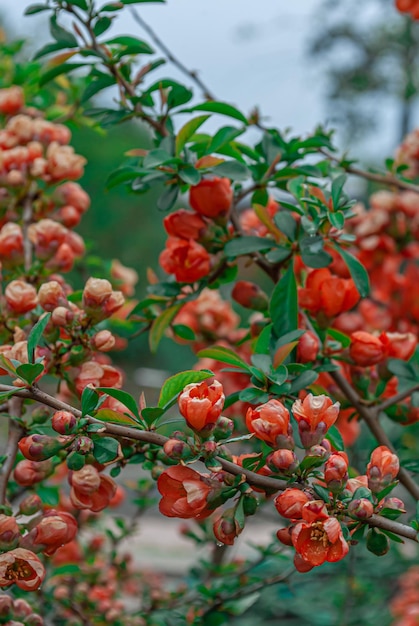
129 7 216 101
376 384 419 413
0 398 24 505
320 148 419 194
329 370 419 501
0 384 416 541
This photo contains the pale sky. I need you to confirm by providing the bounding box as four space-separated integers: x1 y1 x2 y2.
2 1 406 160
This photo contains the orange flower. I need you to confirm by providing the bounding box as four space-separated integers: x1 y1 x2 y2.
159 237 211 283
291 501 349 570
246 399 293 449
292 394 340 448
27 511 78 556
299 268 360 318
274 488 311 519
163 209 207 240
324 452 349 493
157 465 216 519
178 379 225 433
367 446 399 493
0 548 45 591
189 177 233 218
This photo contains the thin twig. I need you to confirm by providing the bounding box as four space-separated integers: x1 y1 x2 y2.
0 383 416 540
329 370 419 501
0 398 24 505
320 148 419 194
130 7 216 101
376 384 419 413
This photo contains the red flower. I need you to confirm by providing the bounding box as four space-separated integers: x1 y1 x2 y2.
299 268 360 318
246 400 293 449
189 177 233 218
69 465 117 512
163 209 207 240
213 508 242 545
292 501 349 570
178 379 225 432
157 465 215 519
367 446 399 493
0 548 45 591
159 237 211 283
297 331 320 363
350 331 387 367
292 394 340 448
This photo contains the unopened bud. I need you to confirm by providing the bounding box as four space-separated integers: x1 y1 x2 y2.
163 439 193 460
51 410 78 435
51 306 74 326
213 416 234 440
18 434 73 461
267 449 299 474
348 498 374 520
92 330 115 352
38 281 67 311
231 281 268 311
19 494 42 516
73 436 93 455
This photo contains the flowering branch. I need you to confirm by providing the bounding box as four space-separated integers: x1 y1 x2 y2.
0 398 24 505
376 384 419 413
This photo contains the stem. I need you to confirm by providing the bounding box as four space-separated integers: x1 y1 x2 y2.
0 384 415 541
0 398 24 505
319 148 419 194
329 370 419 501
376 384 419 413
129 8 216 101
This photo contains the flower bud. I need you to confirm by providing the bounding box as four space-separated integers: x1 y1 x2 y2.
297 331 320 363
12 599 33 618
51 410 78 435
267 449 299 474
292 394 340 448
189 177 233 218
0 515 20 550
324 452 349 493
18 434 73 461
91 330 115 352
25 615 44 626
14 459 53 486
231 281 268 311
51 306 74 326
381 497 406 514
73 436 93 455
19 494 43 516
212 416 234 440
276 527 293 546
83 277 112 308
163 209 207 240
367 446 399 493
163 438 193 460
0 594 12 617
5 280 38 314
38 281 67 311
212 508 242 545
348 498 374 520
385 332 417 361
274 488 310 519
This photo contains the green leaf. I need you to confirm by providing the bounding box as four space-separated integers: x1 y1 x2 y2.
274 211 297 241
334 246 370 298
289 370 318 393
312 483 331 502
183 101 248 124
70 0 88 7
81 387 99 417
25 4 50 15
39 63 86 87
172 324 196 340
387 359 417 381
37 485 59 506
197 346 251 371
176 115 210 156
93 17 113 36
104 36 154 54
33 41 71 60
224 236 277 258
141 407 164 426
238 388 270 404
300 235 333 269
331 174 347 209
16 363 44 385
81 74 115 103
269 265 298 336
149 304 182 353
325 425 344 451
157 185 179 211
178 165 201 186
366 528 390 556
96 388 140 420
27 313 51 363
49 15 79 47
328 211 344 230
92 435 119 463
94 408 140 427
158 369 213 409
208 126 245 153
212 160 250 181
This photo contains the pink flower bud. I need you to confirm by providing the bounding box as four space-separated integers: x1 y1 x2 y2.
231 281 268 311
324 452 349 492
212 508 242 545
297 331 320 363
18 434 73 462
18 494 42 516
83 277 113 308
92 330 115 352
51 306 74 326
163 438 193 460
14 460 53 487
367 446 399 493
0 515 20 550
275 488 311 519
267 449 299 473
348 498 374 520
38 281 67 311
5 280 37 314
